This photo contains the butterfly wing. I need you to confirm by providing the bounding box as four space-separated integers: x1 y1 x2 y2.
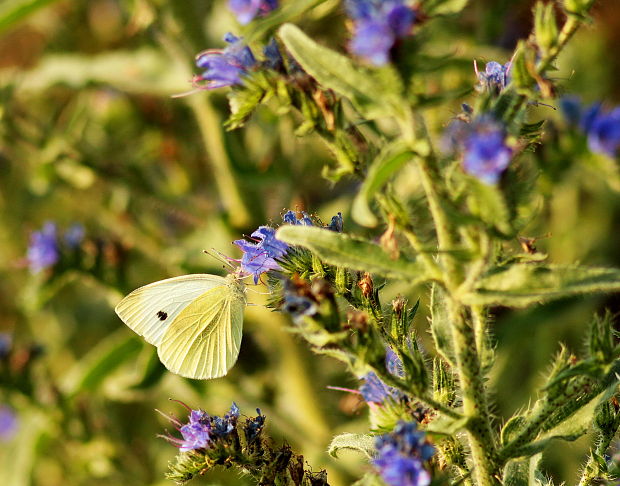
157 281 245 379
115 274 228 347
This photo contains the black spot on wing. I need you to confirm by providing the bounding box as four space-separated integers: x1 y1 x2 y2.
156 310 168 321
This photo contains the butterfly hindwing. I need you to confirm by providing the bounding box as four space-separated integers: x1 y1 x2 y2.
114 274 229 347
157 280 245 379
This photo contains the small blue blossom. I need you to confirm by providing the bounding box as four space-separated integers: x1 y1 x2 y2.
282 294 317 321
27 222 60 274
327 212 343 232
244 409 265 443
263 39 283 70
0 406 18 441
359 350 405 404
345 0 416 66
228 0 277 25
282 210 313 226
588 107 620 157
234 226 289 283
445 116 512 184
373 421 434 486
560 97 620 158
212 402 240 437
476 60 511 92
64 224 85 248
195 33 256 89
0 333 12 360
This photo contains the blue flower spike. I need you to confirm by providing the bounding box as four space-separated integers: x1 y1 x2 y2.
234 226 289 283
27 222 60 274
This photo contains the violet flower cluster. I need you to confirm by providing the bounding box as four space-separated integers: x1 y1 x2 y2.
561 97 620 158
228 0 277 25
373 421 434 486
344 0 416 65
445 115 513 184
27 222 84 274
195 33 257 90
169 403 240 452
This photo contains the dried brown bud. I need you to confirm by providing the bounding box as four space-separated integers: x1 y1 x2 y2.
345 309 369 332
357 272 373 298
392 295 407 317
379 215 400 260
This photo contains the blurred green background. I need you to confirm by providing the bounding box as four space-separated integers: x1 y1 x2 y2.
1 0 619 485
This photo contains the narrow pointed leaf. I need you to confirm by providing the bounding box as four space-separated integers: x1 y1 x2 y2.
328 433 375 459
352 143 413 227
463 264 620 307
276 226 434 282
278 23 399 119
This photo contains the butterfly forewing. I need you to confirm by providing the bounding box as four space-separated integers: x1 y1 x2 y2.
157 280 245 379
114 274 228 347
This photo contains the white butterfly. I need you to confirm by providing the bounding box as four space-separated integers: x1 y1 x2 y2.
115 273 246 380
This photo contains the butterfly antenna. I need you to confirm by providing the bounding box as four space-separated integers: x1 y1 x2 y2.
203 249 236 269
246 287 272 296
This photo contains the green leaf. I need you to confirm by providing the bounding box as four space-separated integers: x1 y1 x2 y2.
278 23 400 119
352 143 413 227
425 415 470 435
276 226 435 282
328 433 376 459
12 49 188 95
0 0 60 33
464 175 512 236
502 454 544 486
61 330 143 397
430 284 456 367
352 473 385 486
422 0 469 15
462 264 620 307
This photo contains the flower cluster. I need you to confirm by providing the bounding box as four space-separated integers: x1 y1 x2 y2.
344 0 416 66
373 421 434 486
360 349 405 405
167 403 240 452
195 34 257 90
228 0 277 25
0 405 18 441
445 115 513 184
475 60 511 93
561 97 620 158
27 222 84 274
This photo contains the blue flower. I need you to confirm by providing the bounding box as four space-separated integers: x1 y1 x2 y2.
212 402 240 437
359 350 405 404
64 224 85 248
195 33 256 89
282 210 313 226
345 0 416 66
559 96 583 127
445 116 512 184
588 107 620 157
282 294 317 320
373 421 434 486
234 226 289 283
327 212 343 232
244 409 265 443
228 0 277 24
263 39 283 70
0 333 12 360
476 60 511 92
27 222 60 274
0 406 18 441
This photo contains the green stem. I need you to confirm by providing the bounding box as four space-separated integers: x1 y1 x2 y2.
186 95 252 228
448 301 499 486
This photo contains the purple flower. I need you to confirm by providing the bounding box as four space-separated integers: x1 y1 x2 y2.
327 212 343 232
445 116 512 184
476 60 511 92
228 0 277 24
263 39 283 70
282 294 317 321
64 224 85 248
234 226 289 283
373 421 434 486
359 350 405 404
588 107 620 157
27 222 59 274
345 0 416 66
559 96 583 127
0 406 18 441
195 33 256 89
282 210 313 226
212 402 240 437
244 409 265 443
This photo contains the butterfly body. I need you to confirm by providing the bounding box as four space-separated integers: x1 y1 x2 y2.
115 273 246 379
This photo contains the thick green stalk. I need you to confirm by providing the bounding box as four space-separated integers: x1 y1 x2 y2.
448 301 499 486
